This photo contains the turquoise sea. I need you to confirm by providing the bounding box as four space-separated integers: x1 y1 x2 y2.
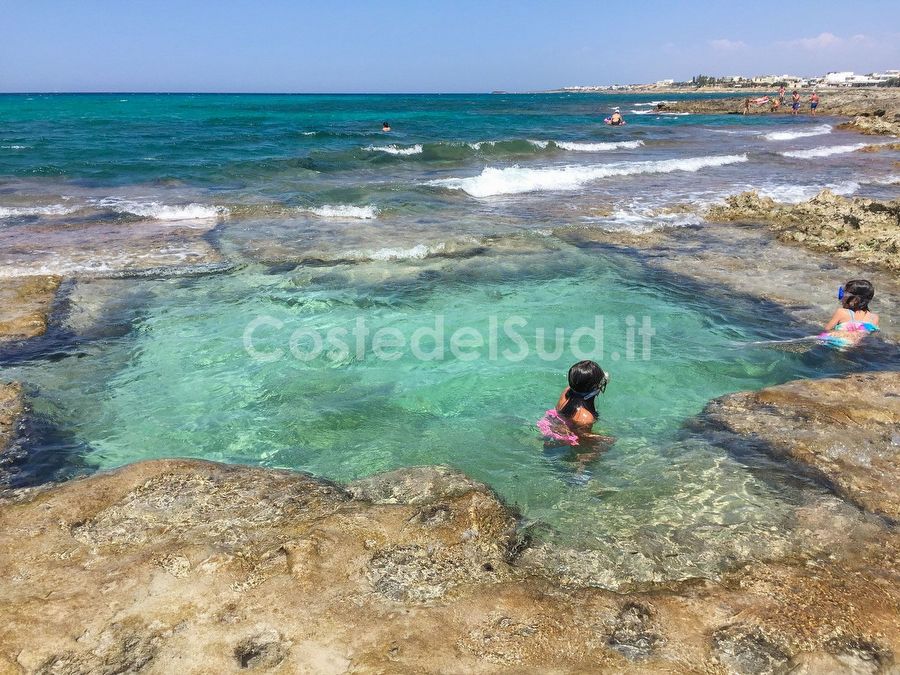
2 94 898 584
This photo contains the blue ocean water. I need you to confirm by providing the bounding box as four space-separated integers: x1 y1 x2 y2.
2 94 898 584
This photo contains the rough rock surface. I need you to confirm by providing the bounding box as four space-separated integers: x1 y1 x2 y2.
706 189 900 272
702 371 900 520
661 88 900 126
0 382 24 455
0 458 898 673
0 276 61 342
0 219 225 278
839 115 900 137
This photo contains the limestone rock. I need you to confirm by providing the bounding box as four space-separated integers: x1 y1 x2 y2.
0 382 24 455
706 190 900 272
702 371 900 520
0 458 898 672
0 276 61 343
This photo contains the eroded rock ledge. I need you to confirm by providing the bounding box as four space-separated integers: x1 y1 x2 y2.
1 452 898 673
706 190 900 273
702 371 900 521
0 276 61 343
0 382 24 455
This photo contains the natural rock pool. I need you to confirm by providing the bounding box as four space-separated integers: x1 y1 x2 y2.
6 238 897 586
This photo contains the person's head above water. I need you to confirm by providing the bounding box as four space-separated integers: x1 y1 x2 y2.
567 360 608 396
839 279 875 311
559 360 609 421
382 121 391 131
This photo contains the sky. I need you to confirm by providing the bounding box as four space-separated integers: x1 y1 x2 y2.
2 0 899 92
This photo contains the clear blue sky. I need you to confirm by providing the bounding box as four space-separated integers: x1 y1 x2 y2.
2 0 898 92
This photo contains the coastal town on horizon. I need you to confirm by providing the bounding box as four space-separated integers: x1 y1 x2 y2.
556 67 900 92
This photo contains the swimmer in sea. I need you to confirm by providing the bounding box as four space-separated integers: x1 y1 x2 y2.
538 360 613 463
607 108 625 126
818 279 879 349
382 121 391 132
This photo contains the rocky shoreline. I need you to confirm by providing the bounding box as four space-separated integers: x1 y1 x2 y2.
706 189 900 273
658 88 900 136
1 371 898 673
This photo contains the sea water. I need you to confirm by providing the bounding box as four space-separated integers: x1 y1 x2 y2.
2 94 898 583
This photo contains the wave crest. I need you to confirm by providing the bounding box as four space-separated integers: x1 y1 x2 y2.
429 154 748 198
763 124 832 141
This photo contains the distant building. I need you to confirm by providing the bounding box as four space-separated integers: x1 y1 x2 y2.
655 79 675 86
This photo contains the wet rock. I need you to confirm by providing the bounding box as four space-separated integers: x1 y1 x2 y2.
0 275 61 342
605 601 663 660
839 115 900 136
0 382 24 455
702 372 900 520
0 219 224 278
707 190 900 272
711 623 793 674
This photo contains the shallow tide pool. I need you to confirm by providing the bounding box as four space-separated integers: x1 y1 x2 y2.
6 240 894 583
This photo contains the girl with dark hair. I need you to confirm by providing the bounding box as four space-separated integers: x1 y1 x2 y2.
537 360 610 446
819 279 880 348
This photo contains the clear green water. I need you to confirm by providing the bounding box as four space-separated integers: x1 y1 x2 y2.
7 240 887 579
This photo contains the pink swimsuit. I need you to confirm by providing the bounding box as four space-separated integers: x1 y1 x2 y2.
537 409 580 446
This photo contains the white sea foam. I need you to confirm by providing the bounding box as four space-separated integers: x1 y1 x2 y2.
630 110 655 115
861 173 900 186
305 204 378 219
357 243 445 261
526 140 550 149
430 154 748 198
1 145 28 149
633 101 671 107
780 143 872 159
754 181 859 203
0 204 78 219
553 140 644 152
763 124 832 141
97 198 227 220
364 144 423 156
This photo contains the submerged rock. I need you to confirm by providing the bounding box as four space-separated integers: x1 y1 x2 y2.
0 275 61 343
707 190 900 273
702 371 900 520
0 382 24 455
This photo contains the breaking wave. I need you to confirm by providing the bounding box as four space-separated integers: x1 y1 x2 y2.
429 154 749 198
780 143 872 159
763 124 832 141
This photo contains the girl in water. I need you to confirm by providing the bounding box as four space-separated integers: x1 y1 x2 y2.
818 279 879 348
538 360 611 447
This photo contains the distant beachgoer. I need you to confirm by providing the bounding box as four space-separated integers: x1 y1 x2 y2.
606 108 625 126
818 280 879 349
382 121 391 132
753 95 769 107
770 97 781 113
743 98 751 115
778 85 786 104
791 91 801 115
809 92 820 116
537 360 611 448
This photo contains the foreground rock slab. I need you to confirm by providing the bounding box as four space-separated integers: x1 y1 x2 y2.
1 459 898 673
0 276 61 343
703 371 900 521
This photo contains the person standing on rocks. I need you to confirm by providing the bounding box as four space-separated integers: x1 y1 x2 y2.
778 85 786 104
809 91 820 116
791 91 801 115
